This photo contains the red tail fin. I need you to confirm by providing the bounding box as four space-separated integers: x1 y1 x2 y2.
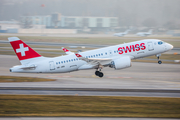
8 37 41 61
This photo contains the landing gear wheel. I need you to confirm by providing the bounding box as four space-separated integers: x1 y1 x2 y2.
95 71 104 78
95 71 100 76
98 72 104 78
158 60 162 64
156 54 162 64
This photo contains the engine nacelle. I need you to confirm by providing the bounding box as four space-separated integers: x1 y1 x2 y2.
110 56 132 70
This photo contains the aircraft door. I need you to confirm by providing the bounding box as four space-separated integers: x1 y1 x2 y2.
49 61 55 70
148 42 154 51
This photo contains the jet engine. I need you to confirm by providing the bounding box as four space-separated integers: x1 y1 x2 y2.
109 56 132 70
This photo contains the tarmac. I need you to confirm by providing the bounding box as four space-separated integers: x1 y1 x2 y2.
0 55 180 97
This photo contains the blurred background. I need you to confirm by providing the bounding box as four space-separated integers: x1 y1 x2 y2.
0 0 180 35
0 1 180 118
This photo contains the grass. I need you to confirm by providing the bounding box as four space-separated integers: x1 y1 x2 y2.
132 54 180 64
0 49 180 63
0 76 55 82
1 35 180 47
1 35 180 63
1 48 179 63
144 54 180 60
0 95 179 117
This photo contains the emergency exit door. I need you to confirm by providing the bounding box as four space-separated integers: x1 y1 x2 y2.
148 42 154 51
49 61 55 70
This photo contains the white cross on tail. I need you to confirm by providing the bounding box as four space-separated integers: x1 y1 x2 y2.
16 44 29 56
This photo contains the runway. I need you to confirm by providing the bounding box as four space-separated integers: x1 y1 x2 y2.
0 88 180 97
0 55 180 97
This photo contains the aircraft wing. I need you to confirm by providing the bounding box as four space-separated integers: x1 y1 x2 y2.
75 53 112 66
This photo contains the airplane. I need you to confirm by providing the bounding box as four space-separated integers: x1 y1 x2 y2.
8 37 173 78
136 29 153 37
113 30 130 37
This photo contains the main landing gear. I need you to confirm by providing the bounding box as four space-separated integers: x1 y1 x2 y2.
95 68 104 78
156 54 162 64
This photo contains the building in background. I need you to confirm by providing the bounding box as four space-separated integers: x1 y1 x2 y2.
0 13 118 34
0 21 20 33
21 13 119 30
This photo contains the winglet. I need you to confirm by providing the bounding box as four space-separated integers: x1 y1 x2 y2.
62 47 70 52
75 53 82 57
62 47 74 55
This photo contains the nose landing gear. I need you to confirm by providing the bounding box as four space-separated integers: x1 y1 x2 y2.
158 60 162 64
156 54 162 64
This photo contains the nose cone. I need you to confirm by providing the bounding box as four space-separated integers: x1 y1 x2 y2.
167 43 173 50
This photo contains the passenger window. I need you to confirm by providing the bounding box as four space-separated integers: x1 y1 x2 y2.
59 62 60 64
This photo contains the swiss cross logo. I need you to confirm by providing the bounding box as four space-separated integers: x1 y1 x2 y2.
16 44 29 56
10 40 41 61
75 54 82 57
63 48 69 52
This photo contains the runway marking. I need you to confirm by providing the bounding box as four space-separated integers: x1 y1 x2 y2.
46 75 72 78
46 75 134 79
107 76 132 79
139 80 180 84
91 75 132 79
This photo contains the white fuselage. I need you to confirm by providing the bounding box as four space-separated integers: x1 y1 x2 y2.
10 39 173 73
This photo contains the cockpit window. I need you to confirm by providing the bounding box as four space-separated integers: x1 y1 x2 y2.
158 41 163 45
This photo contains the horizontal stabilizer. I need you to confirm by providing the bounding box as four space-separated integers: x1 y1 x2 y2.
20 65 37 70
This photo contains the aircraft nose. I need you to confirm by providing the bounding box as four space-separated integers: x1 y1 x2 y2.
167 43 173 50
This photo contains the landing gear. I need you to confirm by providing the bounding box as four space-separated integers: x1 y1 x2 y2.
95 68 104 78
156 54 162 64
95 71 104 77
158 60 162 64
